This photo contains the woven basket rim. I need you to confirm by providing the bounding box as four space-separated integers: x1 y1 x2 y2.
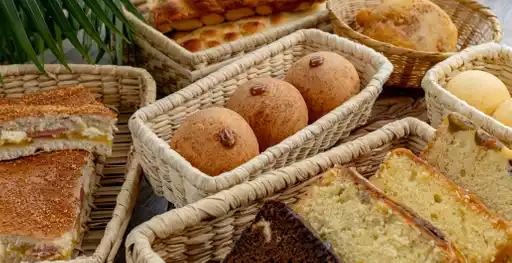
125 117 435 263
422 42 512 137
128 28 393 194
327 0 503 59
123 5 329 66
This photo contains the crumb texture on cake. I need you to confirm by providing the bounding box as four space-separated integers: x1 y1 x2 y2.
371 149 512 262
422 113 512 221
293 166 463 263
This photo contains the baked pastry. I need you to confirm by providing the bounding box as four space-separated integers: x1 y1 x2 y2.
223 200 341 263
226 77 308 151
150 0 326 33
355 0 458 52
285 51 360 122
169 5 326 52
370 149 512 262
493 98 512 127
0 150 96 262
0 86 118 161
293 166 463 263
421 112 512 221
445 70 510 115
170 107 259 176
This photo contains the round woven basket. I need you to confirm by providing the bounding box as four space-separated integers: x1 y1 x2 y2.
328 0 502 88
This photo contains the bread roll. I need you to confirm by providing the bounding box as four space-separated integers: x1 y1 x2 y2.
493 98 512 127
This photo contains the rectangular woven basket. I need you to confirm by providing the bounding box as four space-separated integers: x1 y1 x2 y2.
124 0 331 95
422 43 512 146
124 117 434 263
128 28 393 207
0 64 156 263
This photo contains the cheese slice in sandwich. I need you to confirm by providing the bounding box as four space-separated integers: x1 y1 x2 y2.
0 150 96 262
293 166 464 263
0 86 118 161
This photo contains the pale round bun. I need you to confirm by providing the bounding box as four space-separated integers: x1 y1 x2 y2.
446 70 510 115
285 51 360 122
226 77 308 151
170 107 259 176
492 98 512 127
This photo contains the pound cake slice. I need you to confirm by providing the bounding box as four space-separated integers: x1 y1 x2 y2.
0 150 96 262
421 112 512 221
223 200 341 263
292 166 463 263
371 149 512 262
0 86 117 161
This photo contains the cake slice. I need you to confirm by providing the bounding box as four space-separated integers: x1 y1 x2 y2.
223 200 341 263
292 166 463 263
370 149 512 262
0 86 117 161
421 112 512 221
0 150 96 262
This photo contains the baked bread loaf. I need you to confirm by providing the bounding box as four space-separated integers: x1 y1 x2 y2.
421 112 512 222
170 107 259 176
150 0 326 33
446 70 511 115
371 149 512 262
293 166 463 263
355 0 458 52
0 150 96 262
226 77 308 151
285 51 360 122
493 98 512 127
223 200 341 263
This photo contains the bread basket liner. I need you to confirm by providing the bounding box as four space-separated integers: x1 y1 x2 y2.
123 0 331 93
124 117 435 263
0 64 156 263
328 0 502 88
422 42 512 145
128 28 393 207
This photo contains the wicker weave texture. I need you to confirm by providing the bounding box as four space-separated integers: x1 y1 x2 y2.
328 0 502 88
128 29 392 207
0 64 156 263
125 117 435 263
124 0 330 94
422 43 512 146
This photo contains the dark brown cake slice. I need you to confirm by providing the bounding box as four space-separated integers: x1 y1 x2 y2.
223 200 341 263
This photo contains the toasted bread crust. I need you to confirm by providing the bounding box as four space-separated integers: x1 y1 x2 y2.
0 150 91 240
0 86 116 123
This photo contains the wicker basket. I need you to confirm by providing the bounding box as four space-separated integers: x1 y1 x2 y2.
124 0 331 95
128 28 393 207
0 64 156 263
125 117 434 263
422 43 512 146
328 0 502 88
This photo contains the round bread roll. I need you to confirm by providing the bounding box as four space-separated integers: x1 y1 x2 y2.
170 107 259 176
355 0 458 52
492 99 512 127
226 77 308 151
446 70 510 115
285 51 360 122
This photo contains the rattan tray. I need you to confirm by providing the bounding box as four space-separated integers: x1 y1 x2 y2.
422 43 512 146
124 117 434 263
124 0 331 94
0 64 156 263
128 28 393 207
328 0 502 88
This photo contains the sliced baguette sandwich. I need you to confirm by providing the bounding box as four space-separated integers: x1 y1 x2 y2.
292 166 463 263
371 149 512 262
0 86 117 161
0 150 96 262
421 112 512 221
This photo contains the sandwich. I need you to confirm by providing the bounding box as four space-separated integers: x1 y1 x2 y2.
0 86 117 161
0 150 97 262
